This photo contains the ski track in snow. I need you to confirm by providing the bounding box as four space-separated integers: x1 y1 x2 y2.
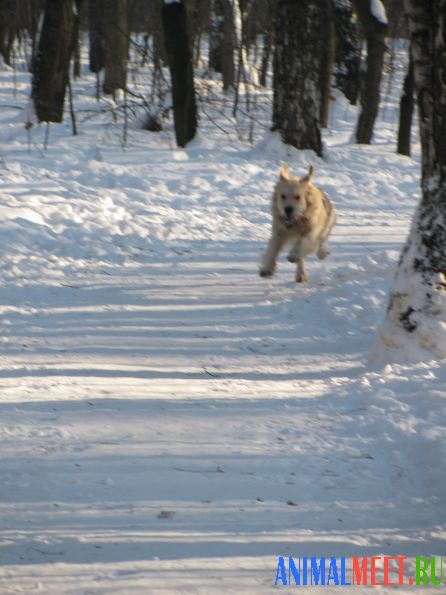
0 53 445 593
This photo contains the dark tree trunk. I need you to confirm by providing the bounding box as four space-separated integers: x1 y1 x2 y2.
221 0 235 90
162 0 197 147
31 0 74 123
354 0 387 144
378 0 446 359
148 0 167 68
319 0 336 128
396 46 414 156
259 30 273 87
209 0 234 89
332 0 361 105
28 1 44 69
89 0 105 73
209 0 224 72
72 0 83 79
272 0 323 155
0 0 14 65
0 0 8 64
103 0 128 95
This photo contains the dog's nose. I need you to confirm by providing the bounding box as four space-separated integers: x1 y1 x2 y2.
284 206 293 219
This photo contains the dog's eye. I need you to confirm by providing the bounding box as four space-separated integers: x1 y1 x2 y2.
295 195 301 201
281 194 286 200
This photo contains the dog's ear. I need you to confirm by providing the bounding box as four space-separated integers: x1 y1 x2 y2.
302 164 314 183
279 164 289 181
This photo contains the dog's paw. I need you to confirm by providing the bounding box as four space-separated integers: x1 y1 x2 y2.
296 271 308 283
259 267 274 278
317 247 330 260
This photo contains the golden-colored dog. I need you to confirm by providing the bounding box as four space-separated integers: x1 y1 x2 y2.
259 164 336 282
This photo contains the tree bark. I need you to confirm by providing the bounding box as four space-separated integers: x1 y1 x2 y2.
320 0 336 128
354 0 388 144
72 0 83 79
272 0 323 155
377 0 446 359
103 0 128 95
148 0 167 68
0 0 9 65
332 0 361 105
31 0 74 123
259 29 273 87
396 46 414 156
89 0 105 73
162 0 197 147
0 0 17 66
209 0 224 72
221 0 235 90
209 0 235 89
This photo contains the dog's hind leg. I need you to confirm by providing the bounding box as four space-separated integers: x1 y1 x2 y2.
316 219 335 259
259 234 285 277
317 199 336 260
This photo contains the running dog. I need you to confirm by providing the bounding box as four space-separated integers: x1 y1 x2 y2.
259 164 336 282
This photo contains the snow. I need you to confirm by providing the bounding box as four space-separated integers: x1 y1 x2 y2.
370 0 388 25
0 46 445 593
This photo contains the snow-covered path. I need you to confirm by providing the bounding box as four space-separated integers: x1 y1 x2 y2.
1 61 446 593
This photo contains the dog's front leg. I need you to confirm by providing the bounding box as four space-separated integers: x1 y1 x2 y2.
288 237 312 282
259 234 284 277
296 259 308 283
287 235 312 263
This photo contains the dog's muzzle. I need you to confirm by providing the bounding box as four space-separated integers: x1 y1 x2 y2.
284 206 294 225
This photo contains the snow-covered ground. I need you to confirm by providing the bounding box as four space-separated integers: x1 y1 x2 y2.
0 48 445 594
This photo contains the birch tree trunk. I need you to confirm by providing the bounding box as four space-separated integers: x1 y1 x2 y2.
377 0 446 359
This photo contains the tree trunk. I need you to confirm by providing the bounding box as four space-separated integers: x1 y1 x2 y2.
27 1 44 69
0 0 8 64
259 30 273 87
162 0 197 147
148 0 167 68
103 0 128 95
209 0 235 90
209 0 224 72
221 0 235 90
354 0 388 144
0 0 15 65
320 0 336 128
396 46 414 156
31 0 74 123
89 0 105 73
332 0 361 105
272 0 323 155
377 0 446 359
